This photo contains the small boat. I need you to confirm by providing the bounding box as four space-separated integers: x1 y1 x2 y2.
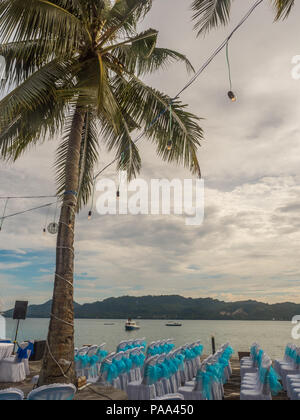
165 322 182 327
125 318 140 331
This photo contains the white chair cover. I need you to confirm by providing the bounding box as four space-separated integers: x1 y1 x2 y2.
0 388 24 400
27 383 77 400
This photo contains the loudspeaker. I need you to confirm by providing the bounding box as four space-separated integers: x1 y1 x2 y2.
13 301 28 320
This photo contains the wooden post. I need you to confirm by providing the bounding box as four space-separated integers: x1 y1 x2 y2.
211 335 216 354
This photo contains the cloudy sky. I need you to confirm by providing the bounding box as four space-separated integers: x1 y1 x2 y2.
1 0 300 310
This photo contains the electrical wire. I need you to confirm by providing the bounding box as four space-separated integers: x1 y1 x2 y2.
0 195 56 200
1 202 56 221
226 41 233 91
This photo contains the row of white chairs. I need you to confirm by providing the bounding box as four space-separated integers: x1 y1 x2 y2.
98 341 202 400
274 343 300 400
75 343 107 381
240 344 282 400
146 339 175 357
98 347 145 393
117 338 147 352
178 343 233 400
99 341 233 400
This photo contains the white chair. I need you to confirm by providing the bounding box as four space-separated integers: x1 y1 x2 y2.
286 373 300 399
155 354 169 398
97 353 121 390
75 346 89 378
18 341 34 376
0 388 24 400
128 348 143 382
240 355 274 400
279 347 300 390
85 345 99 381
27 383 77 400
178 364 205 400
112 352 127 391
127 356 158 400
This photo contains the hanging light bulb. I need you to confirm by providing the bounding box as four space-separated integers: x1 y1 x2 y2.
43 228 46 235
88 210 92 220
116 189 120 199
167 140 173 151
228 91 237 102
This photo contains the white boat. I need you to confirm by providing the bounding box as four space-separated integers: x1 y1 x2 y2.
125 319 140 331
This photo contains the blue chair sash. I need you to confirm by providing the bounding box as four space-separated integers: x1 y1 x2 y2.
196 371 213 401
17 342 34 360
101 363 119 384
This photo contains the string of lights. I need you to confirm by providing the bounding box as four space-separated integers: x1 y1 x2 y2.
0 0 264 223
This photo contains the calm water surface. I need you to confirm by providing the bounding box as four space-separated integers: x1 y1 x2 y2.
4 318 298 360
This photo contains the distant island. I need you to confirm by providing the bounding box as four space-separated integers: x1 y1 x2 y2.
3 295 300 321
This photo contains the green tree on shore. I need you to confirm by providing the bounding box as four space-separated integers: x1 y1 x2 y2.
0 0 203 385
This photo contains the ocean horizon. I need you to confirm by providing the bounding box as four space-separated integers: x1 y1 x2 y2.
5 317 298 360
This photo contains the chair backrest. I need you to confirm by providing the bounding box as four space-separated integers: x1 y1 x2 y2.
143 355 160 385
27 384 76 400
117 341 127 352
78 346 89 356
156 393 185 400
0 388 24 401
87 345 98 357
113 352 124 362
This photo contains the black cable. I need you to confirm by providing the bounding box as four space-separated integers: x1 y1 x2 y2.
1 202 56 221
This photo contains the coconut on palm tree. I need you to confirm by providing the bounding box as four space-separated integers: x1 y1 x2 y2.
191 0 295 35
0 0 203 385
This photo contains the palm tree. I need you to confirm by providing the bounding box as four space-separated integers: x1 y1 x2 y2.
0 0 203 385
191 0 295 35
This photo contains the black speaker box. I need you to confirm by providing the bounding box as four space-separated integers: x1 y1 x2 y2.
29 341 46 361
13 301 28 320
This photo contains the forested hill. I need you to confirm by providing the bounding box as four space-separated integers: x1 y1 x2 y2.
4 295 300 321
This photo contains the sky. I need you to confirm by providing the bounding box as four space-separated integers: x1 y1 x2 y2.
1 0 300 310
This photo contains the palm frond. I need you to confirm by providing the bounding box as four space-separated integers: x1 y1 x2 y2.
191 0 233 35
0 59 72 123
272 0 295 19
0 39 60 87
108 45 195 77
100 0 153 44
0 92 67 160
112 74 203 176
0 0 86 57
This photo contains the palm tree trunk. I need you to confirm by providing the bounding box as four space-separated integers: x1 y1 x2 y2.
38 108 85 386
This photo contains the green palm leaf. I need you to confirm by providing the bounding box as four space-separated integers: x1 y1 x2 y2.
192 0 233 35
